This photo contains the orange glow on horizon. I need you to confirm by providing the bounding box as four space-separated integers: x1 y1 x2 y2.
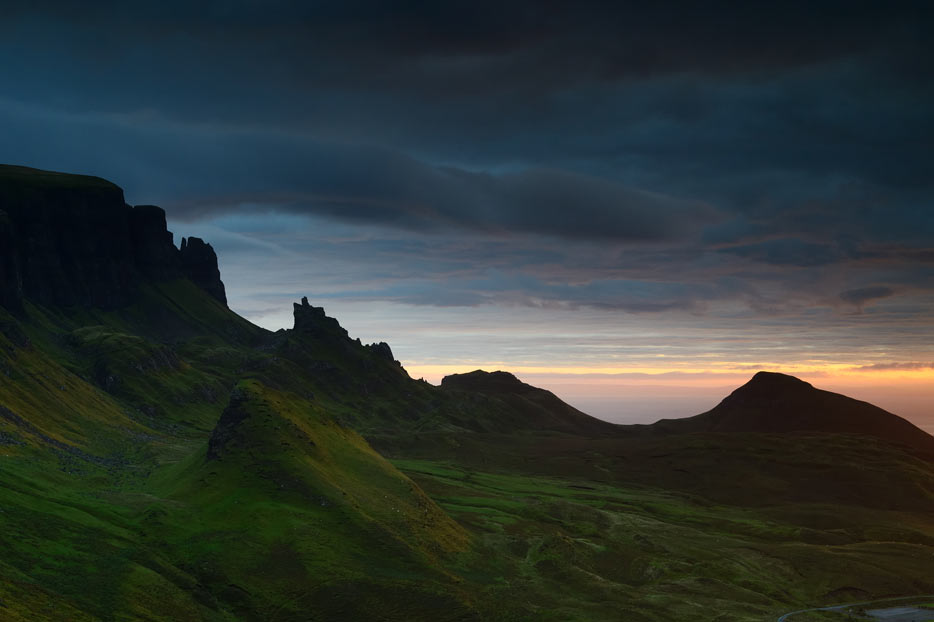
403 361 934 433
404 362 934 385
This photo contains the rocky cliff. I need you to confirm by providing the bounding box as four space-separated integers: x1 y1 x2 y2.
0 208 22 312
292 296 348 337
180 236 227 305
0 165 226 311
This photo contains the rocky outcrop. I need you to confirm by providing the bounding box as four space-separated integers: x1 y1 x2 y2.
0 164 227 310
180 237 227 305
293 296 348 338
206 386 250 460
207 383 315 462
367 341 396 362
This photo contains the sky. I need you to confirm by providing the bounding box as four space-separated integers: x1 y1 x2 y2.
1 1 932 430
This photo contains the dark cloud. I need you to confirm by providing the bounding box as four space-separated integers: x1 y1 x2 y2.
2 2 932 226
839 286 895 306
189 155 715 242
8 1 931 85
0 97 715 241
1 0 932 353
717 238 843 267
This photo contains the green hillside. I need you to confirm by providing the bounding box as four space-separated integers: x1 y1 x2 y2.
1 166 932 620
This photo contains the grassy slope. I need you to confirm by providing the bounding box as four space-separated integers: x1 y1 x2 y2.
0 284 248 620
0 285 475 621
144 379 472 621
1 277 933 620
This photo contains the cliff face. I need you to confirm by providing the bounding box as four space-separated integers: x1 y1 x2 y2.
130 204 181 281
180 237 227 305
0 209 22 312
0 165 226 310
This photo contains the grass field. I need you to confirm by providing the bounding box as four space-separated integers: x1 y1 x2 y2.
392 458 934 621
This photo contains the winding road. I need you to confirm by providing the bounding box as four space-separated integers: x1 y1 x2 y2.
778 596 934 621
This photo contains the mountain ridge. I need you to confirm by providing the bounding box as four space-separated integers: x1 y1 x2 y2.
1 164 932 621
3 164 929 452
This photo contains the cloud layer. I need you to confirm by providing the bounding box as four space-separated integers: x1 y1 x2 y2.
1 1 932 396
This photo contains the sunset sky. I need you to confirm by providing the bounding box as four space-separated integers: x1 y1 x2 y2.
1 2 932 429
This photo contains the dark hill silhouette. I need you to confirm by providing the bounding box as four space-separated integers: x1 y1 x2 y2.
441 370 620 436
655 371 934 454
